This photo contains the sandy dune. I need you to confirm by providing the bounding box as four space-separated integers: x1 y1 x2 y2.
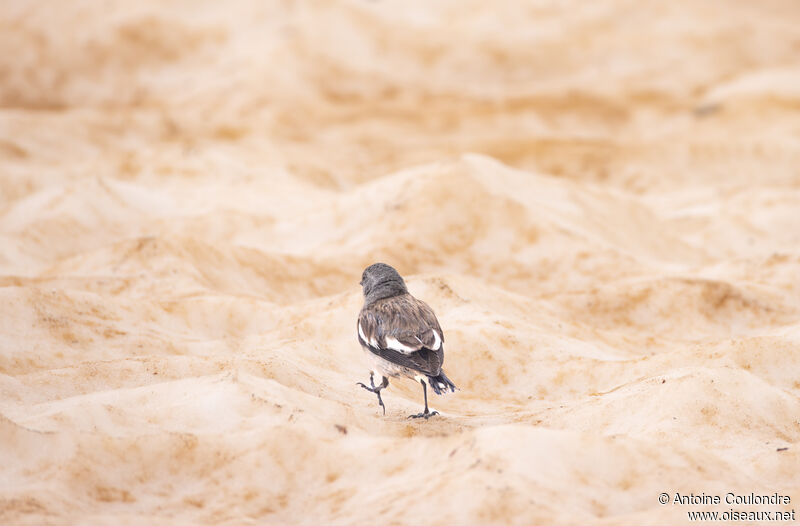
2 0 800 524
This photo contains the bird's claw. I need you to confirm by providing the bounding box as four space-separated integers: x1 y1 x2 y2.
357 377 386 415
408 410 439 420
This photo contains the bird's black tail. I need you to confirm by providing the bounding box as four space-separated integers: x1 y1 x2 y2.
427 370 457 395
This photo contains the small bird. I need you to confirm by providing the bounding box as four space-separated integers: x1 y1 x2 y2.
356 263 456 419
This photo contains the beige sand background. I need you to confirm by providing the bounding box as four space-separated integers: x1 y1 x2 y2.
2 0 800 524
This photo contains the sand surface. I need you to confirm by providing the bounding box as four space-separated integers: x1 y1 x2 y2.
2 0 800 524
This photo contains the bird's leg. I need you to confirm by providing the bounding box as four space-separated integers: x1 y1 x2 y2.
408 379 439 419
357 373 389 415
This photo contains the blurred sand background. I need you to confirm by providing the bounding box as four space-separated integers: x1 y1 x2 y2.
2 0 800 524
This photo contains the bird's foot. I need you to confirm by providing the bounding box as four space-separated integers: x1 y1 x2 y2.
357 374 382 393
357 376 386 415
408 409 439 420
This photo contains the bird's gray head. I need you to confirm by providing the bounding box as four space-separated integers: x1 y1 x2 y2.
360 263 408 305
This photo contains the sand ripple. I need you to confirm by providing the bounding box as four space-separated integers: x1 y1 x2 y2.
2 1 800 524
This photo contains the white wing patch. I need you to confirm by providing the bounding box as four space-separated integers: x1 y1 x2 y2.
385 336 417 354
430 329 441 350
359 323 378 348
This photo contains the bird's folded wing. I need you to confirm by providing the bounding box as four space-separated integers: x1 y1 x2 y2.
365 345 441 377
357 295 444 376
